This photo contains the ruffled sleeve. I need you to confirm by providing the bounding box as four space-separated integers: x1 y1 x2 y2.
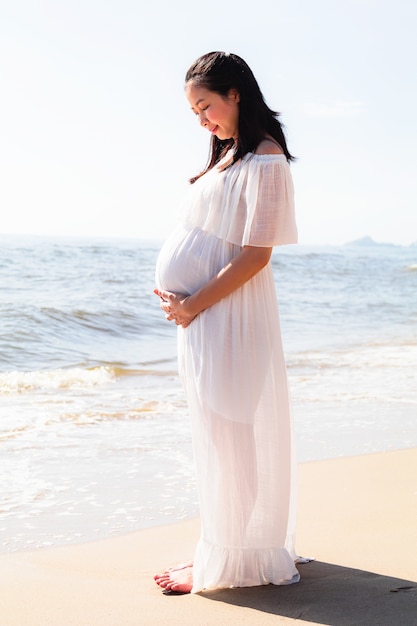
242 154 297 247
181 153 297 248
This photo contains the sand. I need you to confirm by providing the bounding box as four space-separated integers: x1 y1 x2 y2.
1 448 416 625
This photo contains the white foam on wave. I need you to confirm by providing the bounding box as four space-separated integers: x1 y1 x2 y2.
289 340 417 368
0 366 115 394
288 341 417 406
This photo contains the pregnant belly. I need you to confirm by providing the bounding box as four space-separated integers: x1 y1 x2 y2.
155 225 239 295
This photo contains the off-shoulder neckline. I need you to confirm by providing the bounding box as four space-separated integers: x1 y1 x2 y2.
246 152 287 161
215 150 288 173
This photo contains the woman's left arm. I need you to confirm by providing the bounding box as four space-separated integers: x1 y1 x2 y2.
154 245 272 327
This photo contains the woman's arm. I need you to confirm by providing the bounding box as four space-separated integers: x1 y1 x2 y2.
154 245 272 327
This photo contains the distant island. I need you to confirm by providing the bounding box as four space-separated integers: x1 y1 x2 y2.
345 236 389 247
345 236 417 248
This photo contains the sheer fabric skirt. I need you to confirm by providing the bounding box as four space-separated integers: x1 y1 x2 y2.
156 226 299 592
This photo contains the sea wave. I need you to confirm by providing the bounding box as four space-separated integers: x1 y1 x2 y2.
0 363 179 394
287 340 417 370
40 306 142 336
0 366 115 394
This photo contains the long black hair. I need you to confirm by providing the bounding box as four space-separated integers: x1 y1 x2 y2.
185 51 294 183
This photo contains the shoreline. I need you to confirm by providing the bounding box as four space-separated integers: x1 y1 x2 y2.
3 444 416 556
2 448 416 625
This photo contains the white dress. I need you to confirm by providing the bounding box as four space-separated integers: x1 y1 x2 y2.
155 152 300 592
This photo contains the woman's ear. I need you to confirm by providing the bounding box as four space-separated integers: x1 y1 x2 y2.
227 88 240 103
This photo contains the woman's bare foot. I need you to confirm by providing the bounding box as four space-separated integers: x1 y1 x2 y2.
154 563 193 594
154 560 193 579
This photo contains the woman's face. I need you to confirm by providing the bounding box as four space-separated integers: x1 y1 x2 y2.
185 82 240 141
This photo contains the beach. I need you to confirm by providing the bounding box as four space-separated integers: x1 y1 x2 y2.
2 447 416 626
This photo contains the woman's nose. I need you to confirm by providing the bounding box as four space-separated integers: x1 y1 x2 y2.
198 112 208 127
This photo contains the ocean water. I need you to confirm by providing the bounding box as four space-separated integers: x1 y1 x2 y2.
1 234 416 552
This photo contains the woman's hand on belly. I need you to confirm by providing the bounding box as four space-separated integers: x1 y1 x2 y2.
154 289 197 328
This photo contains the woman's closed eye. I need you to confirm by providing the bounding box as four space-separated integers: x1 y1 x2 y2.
195 107 209 116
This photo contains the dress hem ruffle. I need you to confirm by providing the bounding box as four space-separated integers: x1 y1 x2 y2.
191 538 300 593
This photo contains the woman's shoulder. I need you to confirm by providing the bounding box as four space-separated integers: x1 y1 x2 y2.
254 137 284 156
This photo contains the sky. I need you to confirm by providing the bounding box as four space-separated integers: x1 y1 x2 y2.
1 0 416 246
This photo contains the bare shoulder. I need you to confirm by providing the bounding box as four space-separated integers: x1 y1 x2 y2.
254 137 284 155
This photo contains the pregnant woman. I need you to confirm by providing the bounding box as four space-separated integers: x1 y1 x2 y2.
154 51 300 594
